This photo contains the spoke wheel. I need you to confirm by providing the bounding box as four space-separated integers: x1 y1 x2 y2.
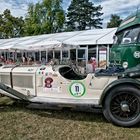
111 92 139 122
103 85 140 127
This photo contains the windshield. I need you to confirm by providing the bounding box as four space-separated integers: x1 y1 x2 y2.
114 26 140 45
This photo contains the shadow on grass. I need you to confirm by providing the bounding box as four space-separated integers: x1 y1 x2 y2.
0 102 108 124
33 109 106 123
0 102 140 127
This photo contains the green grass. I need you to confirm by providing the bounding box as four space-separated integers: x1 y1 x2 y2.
0 97 140 140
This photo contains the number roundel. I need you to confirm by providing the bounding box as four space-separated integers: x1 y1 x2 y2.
69 82 86 97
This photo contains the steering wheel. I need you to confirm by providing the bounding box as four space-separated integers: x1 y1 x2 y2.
70 62 80 74
61 63 79 76
63 68 73 75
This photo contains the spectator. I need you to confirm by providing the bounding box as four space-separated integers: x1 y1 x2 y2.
27 55 34 65
22 55 27 65
41 57 46 65
86 60 93 73
0 55 5 62
91 57 97 72
5 58 15 65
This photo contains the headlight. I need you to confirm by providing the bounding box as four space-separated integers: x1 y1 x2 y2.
122 62 128 69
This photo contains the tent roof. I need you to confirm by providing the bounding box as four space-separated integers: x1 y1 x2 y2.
0 28 117 50
64 28 117 45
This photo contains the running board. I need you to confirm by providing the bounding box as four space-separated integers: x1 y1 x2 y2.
29 96 99 105
0 83 29 101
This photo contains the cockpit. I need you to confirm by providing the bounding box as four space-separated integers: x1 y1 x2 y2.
59 66 87 80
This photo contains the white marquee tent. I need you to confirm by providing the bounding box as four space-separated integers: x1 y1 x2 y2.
0 28 117 51
0 28 117 66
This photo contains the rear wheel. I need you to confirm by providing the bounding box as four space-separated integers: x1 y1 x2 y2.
103 85 140 127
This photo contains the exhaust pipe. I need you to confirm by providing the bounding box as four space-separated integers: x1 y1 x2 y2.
0 83 29 101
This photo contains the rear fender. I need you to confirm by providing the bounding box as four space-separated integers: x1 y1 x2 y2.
99 78 140 106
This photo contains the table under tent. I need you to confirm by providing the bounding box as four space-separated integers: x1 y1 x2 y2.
0 28 117 73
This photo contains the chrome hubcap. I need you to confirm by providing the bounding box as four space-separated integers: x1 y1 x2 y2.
120 103 130 112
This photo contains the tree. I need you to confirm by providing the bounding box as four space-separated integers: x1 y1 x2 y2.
42 0 65 33
24 0 65 36
107 14 122 28
66 0 103 31
0 14 4 38
24 3 42 36
0 9 24 39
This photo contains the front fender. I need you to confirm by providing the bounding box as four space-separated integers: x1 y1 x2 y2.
99 78 140 105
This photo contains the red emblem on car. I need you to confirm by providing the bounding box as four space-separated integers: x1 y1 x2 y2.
45 77 53 88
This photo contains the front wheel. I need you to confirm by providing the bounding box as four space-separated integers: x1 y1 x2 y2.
103 85 140 127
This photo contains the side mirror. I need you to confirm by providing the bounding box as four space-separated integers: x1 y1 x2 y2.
113 35 118 44
113 35 116 40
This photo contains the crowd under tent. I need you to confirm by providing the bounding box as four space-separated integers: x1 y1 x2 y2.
0 28 117 67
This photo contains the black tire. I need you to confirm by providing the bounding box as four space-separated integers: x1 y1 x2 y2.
103 85 140 127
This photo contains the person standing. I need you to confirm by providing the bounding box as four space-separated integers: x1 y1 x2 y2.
86 60 94 73
22 55 27 65
91 57 96 72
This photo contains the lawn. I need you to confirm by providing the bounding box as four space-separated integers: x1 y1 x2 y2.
0 97 140 140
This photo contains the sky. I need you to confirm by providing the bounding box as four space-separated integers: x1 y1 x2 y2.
0 0 140 27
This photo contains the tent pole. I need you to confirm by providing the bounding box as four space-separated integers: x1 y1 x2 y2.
4 51 6 60
39 51 41 62
76 48 78 63
107 44 110 67
33 51 35 61
86 45 88 69
86 45 88 63
68 49 70 59
7 51 9 59
46 50 48 63
60 49 62 62
53 49 55 59
96 45 99 67
14 51 17 61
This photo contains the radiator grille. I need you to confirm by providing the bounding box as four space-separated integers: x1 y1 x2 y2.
13 75 33 88
0 75 33 88
0 75 10 85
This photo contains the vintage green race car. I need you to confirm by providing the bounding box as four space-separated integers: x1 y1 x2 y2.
0 64 140 127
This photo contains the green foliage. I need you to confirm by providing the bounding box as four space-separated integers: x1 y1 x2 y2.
0 0 104 37
66 0 103 31
107 14 123 28
24 0 65 36
0 9 24 39
23 3 42 35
